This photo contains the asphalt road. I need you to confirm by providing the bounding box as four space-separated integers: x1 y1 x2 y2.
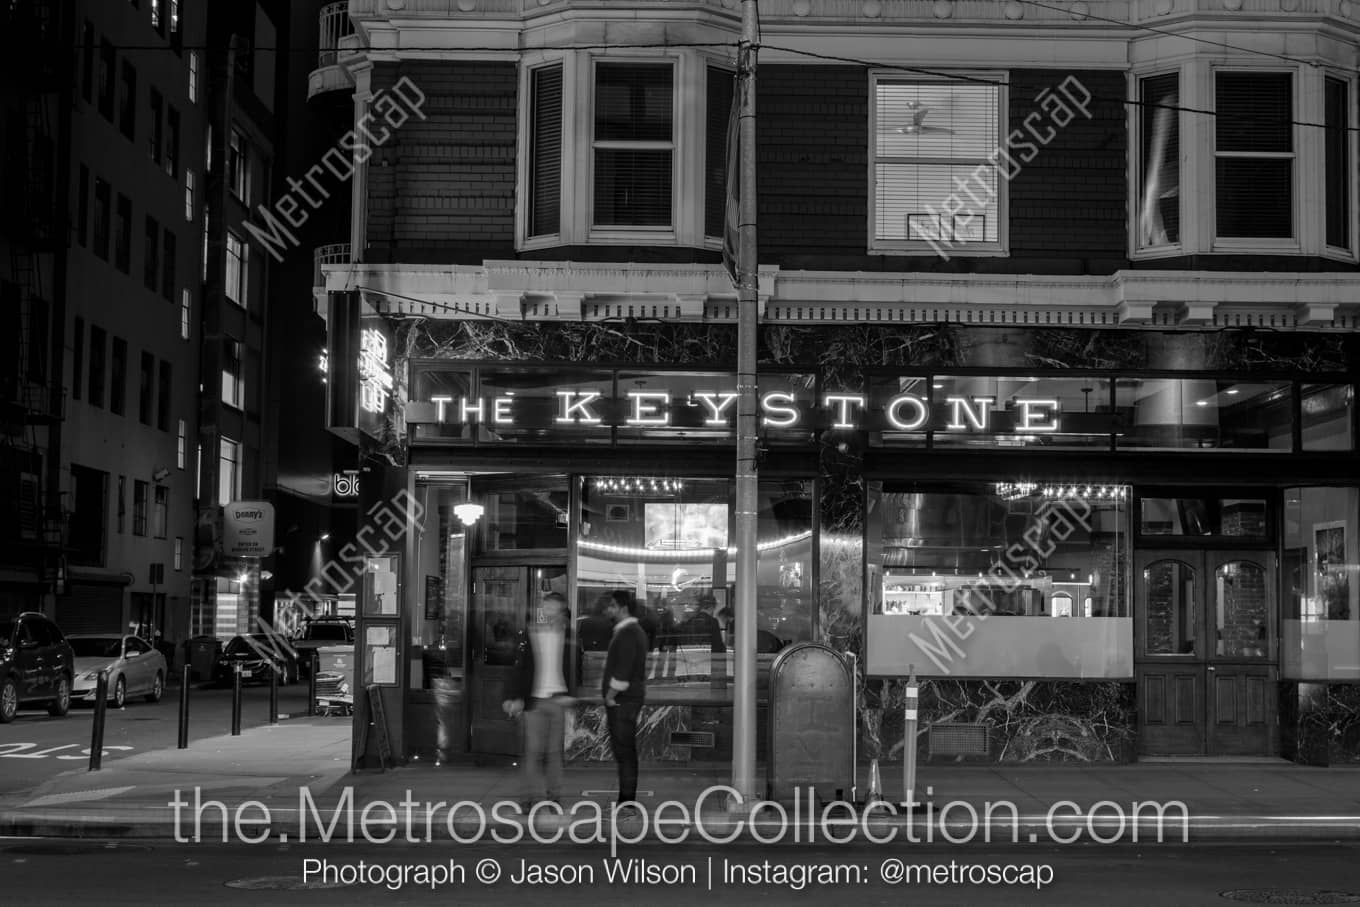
2 839 1357 905
0 681 318 795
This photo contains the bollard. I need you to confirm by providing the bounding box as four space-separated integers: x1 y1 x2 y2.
268 658 279 725
178 664 191 749
902 665 919 807
307 651 317 716
231 662 243 736
89 670 109 771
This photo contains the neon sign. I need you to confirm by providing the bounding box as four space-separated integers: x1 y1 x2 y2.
358 328 393 415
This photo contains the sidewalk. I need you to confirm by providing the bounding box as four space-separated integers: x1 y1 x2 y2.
2 718 1359 843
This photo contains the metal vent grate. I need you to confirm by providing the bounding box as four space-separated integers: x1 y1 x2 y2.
669 731 715 748
928 723 989 758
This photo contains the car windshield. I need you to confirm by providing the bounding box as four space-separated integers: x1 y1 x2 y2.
305 624 350 640
70 637 122 658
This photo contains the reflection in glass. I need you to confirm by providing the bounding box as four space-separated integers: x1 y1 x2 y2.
1115 378 1291 451
1144 559 1196 656
1139 497 1267 538
475 566 524 667
1215 561 1269 658
1301 385 1354 451
482 487 569 552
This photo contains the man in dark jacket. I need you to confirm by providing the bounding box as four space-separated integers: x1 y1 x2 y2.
602 590 648 807
503 592 577 808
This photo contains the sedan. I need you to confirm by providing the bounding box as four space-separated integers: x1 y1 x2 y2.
69 634 167 708
213 634 300 686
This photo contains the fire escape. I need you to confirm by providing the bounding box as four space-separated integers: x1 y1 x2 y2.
2 0 67 598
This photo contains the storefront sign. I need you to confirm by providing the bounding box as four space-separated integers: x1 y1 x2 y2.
223 501 276 558
333 471 360 498
326 290 393 442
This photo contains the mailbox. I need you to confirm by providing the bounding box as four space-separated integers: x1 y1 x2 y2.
767 642 854 801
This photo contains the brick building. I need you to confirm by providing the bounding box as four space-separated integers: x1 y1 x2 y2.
311 1 1360 767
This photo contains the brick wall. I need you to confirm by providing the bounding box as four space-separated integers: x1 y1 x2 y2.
366 61 518 263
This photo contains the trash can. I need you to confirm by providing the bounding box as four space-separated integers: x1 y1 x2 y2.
766 642 855 802
184 635 222 684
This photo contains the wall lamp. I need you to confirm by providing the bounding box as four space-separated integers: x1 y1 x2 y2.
453 503 484 527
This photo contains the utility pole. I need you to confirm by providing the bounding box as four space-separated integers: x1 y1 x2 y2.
731 0 760 804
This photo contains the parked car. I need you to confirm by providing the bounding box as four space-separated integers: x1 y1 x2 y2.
214 633 300 686
292 617 355 675
0 612 74 723
69 634 168 708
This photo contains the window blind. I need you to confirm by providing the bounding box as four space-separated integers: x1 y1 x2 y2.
528 64 562 238
1215 72 1293 239
594 62 673 227
1324 77 1350 249
704 66 734 239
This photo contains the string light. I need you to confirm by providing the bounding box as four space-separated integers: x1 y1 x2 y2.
593 477 684 496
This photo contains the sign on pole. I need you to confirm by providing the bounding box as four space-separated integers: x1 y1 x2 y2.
224 501 276 558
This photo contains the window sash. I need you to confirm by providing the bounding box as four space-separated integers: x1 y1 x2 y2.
1213 71 1295 241
591 61 675 229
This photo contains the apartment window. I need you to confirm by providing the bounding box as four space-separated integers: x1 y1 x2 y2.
115 194 132 273
119 61 137 139
162 228 176 301
1137 72 1180 249
87 325 106 408
188 52 198 103
1325 77 1352 251
177 419 187 468
69 465 109 566
144 216 160 291
153 486 168 539
704 65 735 240
166 107 181 177
169 0 181 49
98 38 116 121
221 338 244 409
77 165 89 247
180 290 191 340
116 475 126 534
93 178 110 260
195 443 203 501
72 316 84 401
149 89 163 165
151 0 164 36
110 337 127 416
228 129 249 202
218 438 241 507
133 479 149 536
225 231 248 306
1215 71 1293 240
82 21 95 103
157 360 172 430
139 351 154 424
870 74 1005 254
201 209 209 281
592 62 674 228
174 537 183 571
184 169 195 222
527 64 563 238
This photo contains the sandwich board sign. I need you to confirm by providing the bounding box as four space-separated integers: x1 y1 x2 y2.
224 501 275 558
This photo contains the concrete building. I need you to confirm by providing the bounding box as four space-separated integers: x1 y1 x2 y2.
312 1 1360 767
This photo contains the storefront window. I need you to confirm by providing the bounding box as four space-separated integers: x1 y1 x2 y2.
480 487 569 552
575 476 814 702
866 483 1131 678
1282 486 1360 680
411 482 470 691
1138 496 1268 538
1301 384 1354 451
1113 378 1292 451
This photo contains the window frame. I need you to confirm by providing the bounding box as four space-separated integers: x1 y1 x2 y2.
587 57 679 239
1321 69 1359 263
1210 66 1299 251
1129 67 1184 259
867 69 1010 257
133 478 149 537
516 49 717 251
218 437 241 507
221 338 244 410
225 231 248 306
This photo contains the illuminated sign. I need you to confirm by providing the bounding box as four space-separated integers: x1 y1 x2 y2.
333 472 360 498
420 389 1060 433
358 328 393 415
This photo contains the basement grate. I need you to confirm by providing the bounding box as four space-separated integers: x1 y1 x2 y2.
669 731 716 748
928 723 989 758
1220 891 1360 904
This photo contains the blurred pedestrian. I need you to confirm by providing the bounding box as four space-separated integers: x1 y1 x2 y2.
503 591 576 808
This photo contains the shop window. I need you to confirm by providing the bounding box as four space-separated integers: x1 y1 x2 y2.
479 486 569 552
866 484 1131 678
1282 487 1360 681
410 483 471 691
1113 378 1292 451
1301 384 1354 451
1137 496 1268 539
575 476 814 702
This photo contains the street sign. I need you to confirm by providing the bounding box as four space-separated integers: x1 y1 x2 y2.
224 501 275 558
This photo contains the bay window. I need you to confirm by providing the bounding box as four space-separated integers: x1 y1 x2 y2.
1215 71 1294 241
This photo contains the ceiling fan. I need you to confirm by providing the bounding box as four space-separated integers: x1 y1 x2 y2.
892 100 954 136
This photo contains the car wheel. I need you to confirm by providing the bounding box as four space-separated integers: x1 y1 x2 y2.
112 675 126 709
145 672 164 703
0 677 18 723
47 675 71 717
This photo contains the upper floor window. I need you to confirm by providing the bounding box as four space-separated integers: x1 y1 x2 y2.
225 231 248 306
593 61 674 230
228 128 250 203
119 61 137 140
1324 76 1353 252
1137 72 1180 249
188 51 199 103
1215 71 1293 241
869 73 1007 256
520 52 730 249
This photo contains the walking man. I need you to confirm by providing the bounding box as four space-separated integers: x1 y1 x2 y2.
503 591 576 809
603 590 648 809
